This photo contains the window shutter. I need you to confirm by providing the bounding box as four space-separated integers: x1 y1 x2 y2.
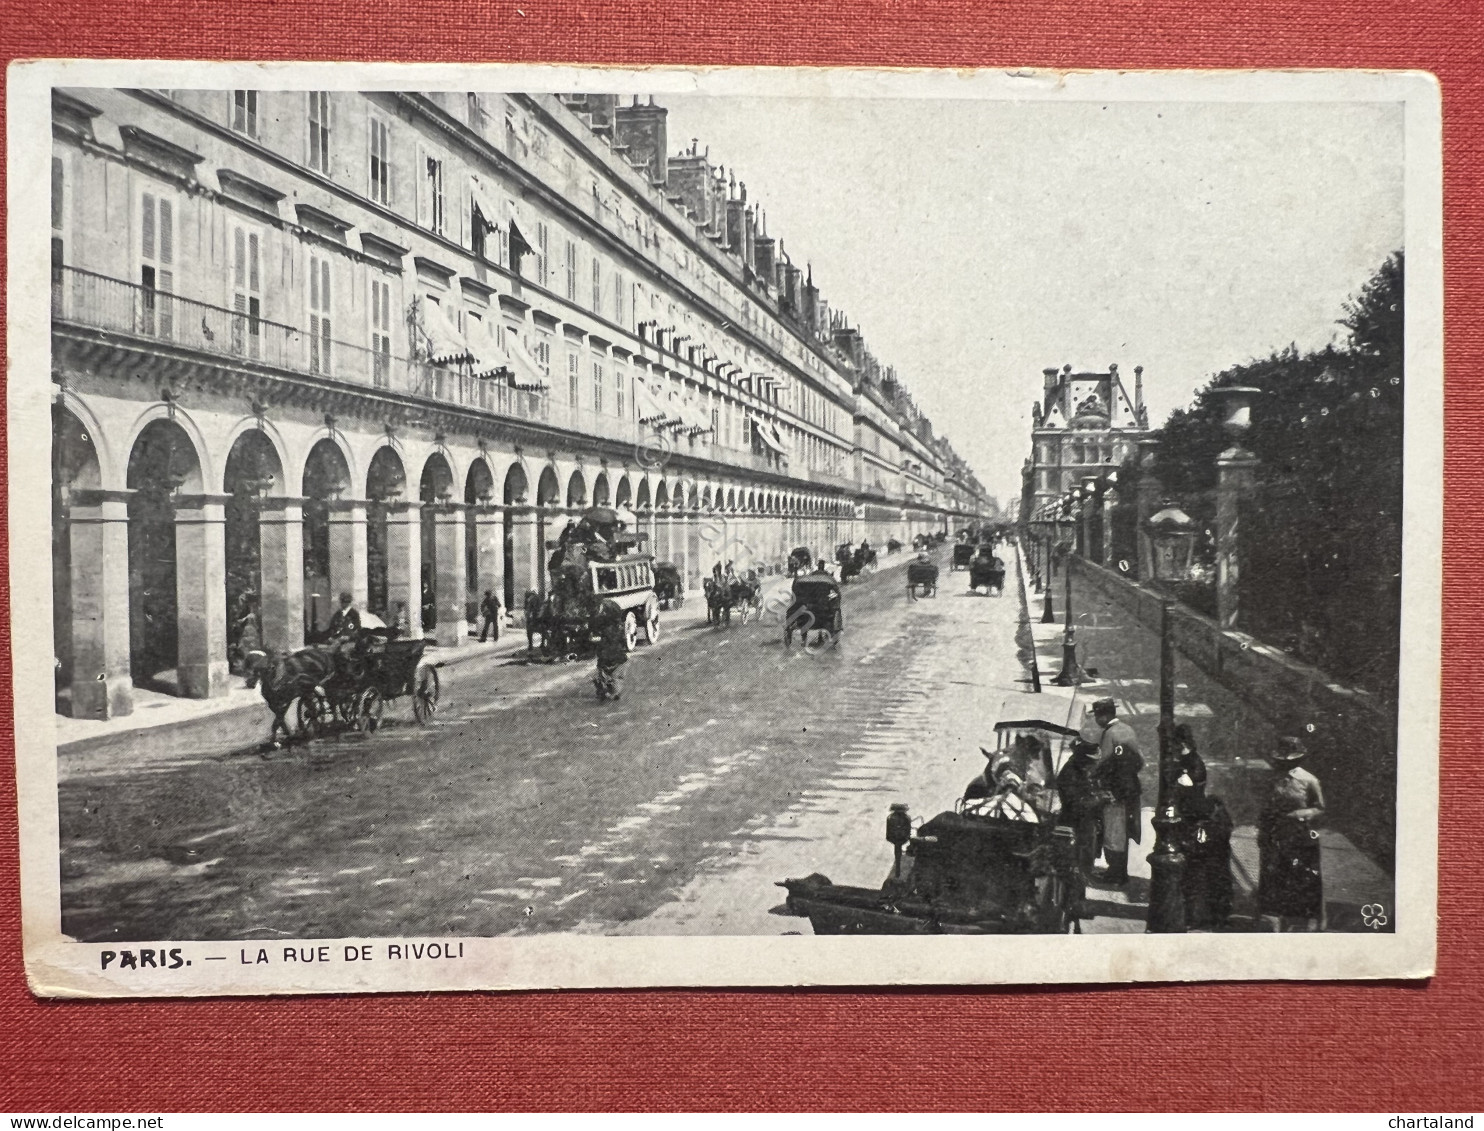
415 144 430 228
159 199 173 266
141 192 155 259
233 227 245 289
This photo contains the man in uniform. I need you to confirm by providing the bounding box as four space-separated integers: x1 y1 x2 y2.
1088 697 1143 885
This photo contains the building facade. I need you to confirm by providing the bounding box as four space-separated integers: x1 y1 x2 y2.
1020 363 1152 521
49 86 992 718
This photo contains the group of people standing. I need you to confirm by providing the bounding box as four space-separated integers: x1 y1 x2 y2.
1053 697 1327 932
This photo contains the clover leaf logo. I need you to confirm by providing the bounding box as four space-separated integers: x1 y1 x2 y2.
1361 903 1389 930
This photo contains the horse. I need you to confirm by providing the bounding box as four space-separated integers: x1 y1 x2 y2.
703 576 733 626
252 646 338 745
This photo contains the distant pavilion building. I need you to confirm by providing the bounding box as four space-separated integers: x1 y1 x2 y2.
1021 363 1152 520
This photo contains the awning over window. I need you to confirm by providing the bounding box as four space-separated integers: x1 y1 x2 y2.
505 331 549 391
423 298 472 365
751 415 788 455
466 316 506 379
680 394 712 435
469 174 503 231
635 379 672 424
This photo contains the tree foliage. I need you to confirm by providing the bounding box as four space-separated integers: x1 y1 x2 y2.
1134 252 1404 698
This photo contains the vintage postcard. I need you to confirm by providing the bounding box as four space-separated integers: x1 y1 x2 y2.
8 61 1441 996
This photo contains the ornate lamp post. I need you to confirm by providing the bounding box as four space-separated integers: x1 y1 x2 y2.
1079 474 1100 564
1051 488 1088 686
1145 502 1198 933
1209 386 1262 631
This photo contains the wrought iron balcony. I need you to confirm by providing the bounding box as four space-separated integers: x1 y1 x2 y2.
50 266 873 492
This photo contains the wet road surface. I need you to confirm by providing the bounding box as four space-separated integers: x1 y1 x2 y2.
60 545 1032 942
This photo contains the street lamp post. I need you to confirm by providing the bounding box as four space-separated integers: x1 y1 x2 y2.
1051 488 1088 686
1145 502 1198 933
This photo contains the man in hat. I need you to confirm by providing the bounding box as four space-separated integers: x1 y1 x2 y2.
1258 735 1326 931
1088 697 1143 885
478 589 501 643
326 590 360 642
592 599 629 702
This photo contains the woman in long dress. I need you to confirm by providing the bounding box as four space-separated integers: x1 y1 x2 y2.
1257 736 1326 931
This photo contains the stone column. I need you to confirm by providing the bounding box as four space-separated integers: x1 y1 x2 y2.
326 499 369 615
1135 439 1162 582
64 489 134 719
257 496 305 654
473 504 505 624
384 499 423 636
173 493 230 699
433 502 468 648
507 506 541 619
1216 447 1258 631
686 510 703 587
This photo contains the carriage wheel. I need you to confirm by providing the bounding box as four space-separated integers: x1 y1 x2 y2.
411 665 440 724
354 687 385 732
295 689 328 739
642 603 661 645
623 611 639 653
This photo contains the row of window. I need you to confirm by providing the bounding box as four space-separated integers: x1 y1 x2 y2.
215 90 851 439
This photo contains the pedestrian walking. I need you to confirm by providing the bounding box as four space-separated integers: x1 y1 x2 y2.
1258 736 1326 931
592 598 628 702
478 589 501 643
1088 697 1143 885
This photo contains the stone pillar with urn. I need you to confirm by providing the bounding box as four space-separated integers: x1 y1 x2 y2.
1135 438 1162 581
1211 387 1262 632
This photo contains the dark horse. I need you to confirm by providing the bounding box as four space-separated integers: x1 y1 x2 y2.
704 573 760 626
252 646 338 745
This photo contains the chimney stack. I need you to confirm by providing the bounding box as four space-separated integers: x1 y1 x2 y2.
613 97 670 187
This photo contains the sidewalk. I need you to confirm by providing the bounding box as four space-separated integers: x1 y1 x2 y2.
1012 542 1394 934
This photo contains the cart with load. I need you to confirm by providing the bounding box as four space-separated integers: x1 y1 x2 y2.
906 557 939 600
785 573 843 648
778 705 1086 934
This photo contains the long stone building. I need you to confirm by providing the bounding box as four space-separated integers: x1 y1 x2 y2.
49 86 993 719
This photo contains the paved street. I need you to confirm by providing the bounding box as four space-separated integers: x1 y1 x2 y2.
60 544 1036 942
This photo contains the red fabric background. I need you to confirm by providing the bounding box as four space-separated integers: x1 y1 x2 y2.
2 0 1480 1112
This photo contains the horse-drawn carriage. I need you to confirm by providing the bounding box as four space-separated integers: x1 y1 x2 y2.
785 573 843 648
836 541 877 584
951 541 974 571
652 561 684 609
525 507 660 658
906 556 939 600
969 548 1007 596
705 570 761 626
257 620 442 744
778 708 1086 934
788 546 815 576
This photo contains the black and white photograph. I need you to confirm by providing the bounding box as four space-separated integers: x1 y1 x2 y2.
9 62 1440 995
